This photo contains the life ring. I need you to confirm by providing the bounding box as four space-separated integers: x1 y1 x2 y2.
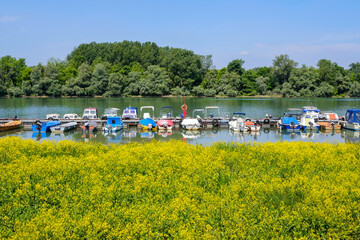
181 104 188 111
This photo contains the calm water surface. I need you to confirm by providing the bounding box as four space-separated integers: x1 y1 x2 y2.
1 97 359 144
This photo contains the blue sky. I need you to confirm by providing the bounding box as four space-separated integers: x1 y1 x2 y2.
0 0 359 69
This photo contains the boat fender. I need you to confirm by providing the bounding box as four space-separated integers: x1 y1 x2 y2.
212 119 219 127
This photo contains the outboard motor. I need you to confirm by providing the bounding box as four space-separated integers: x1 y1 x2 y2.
331 122 335 130
148 123 153 130
85 122 90 131
291 121 295 129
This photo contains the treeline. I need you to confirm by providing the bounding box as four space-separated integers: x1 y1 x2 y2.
0 40 359 97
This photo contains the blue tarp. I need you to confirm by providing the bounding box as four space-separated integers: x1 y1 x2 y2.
282 117 299 125
140 118 156 127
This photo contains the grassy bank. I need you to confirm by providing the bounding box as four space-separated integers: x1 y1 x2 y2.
0 137 359 239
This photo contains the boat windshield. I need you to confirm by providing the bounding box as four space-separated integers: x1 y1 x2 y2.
356 112 360 122
90 110 96 115
84 110 89 114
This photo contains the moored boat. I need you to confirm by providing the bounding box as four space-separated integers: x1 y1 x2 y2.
102 116 124 133
157 106 174 131
278 113 301 132
122 107 138 119
300 106 320 130
341 109 360 131
81 121 98 132
229 113 246 132
0 120 22 132
139 106 156 130
32 120 61 132
180 109 204 130
50 122 78 133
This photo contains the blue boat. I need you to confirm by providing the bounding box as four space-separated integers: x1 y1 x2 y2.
279 115 301 131
102 117 124 133
32 121 61 132
342 109 360 131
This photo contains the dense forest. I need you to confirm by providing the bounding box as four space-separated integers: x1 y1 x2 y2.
0 40 359 97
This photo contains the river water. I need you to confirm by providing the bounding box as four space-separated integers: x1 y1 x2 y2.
0 97 359 144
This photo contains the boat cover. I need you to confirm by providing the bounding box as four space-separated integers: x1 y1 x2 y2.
282 117 299 125
140 118 156 127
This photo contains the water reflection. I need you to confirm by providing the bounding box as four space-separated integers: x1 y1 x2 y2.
1 127 360 144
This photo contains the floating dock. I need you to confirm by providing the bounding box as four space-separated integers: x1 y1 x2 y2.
0 118 280 130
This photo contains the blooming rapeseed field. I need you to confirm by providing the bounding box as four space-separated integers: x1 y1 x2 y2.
0 137 359 239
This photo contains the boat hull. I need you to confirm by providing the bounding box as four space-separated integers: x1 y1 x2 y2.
342 122 360 131
157 119 174 131
50 122 78 133
0 120 22 132
280 124 301 131
32 121 61 132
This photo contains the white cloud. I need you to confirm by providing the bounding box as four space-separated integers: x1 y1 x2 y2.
0 15 19 23
239 51 249 56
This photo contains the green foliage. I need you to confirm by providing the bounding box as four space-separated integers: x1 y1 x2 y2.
271 54 298 86
0 41 359 98
227 59 245 76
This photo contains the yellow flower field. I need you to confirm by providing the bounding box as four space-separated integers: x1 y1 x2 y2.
0 137 359 239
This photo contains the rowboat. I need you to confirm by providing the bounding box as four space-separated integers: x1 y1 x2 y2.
0 120 22 132
50 122 78 133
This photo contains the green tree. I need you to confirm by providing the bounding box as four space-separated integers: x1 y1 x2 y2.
271 54 298 86
227 59 245 76
104 73 126 96
139 65 171 96
89 63 109 95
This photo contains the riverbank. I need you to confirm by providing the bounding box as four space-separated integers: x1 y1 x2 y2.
1 137 359 238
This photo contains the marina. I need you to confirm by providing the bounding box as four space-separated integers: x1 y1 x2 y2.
1 97 359 144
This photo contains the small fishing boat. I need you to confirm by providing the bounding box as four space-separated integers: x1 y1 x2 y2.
82 108 98 119
139 106 156 130
157 106 174 131
0 120 22 132
50 122 78 133
101 108 120 120
46 114 60 120
278 112 301 132
244 118 261 132
122 107 138 119
205 106 221 127
63 113 79 119
180 109 204 130
102 116 124 133
81 121 98 132
32 120 61 132
229 113 246 132
299 106 320 130
341 109 360 131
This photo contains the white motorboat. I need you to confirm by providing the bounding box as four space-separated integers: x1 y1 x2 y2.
180 109 204 130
